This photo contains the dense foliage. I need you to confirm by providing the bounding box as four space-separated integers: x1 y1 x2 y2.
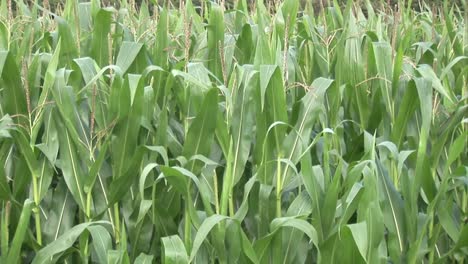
0 0 467 263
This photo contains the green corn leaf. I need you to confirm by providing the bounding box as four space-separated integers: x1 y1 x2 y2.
376 160 406 261
281 78 333 185
6 199 33 264
161 235 189 264
55 115 86 212
0 158 10 200
32 221 111 264
207 3 225 82
108 146 145 205
112 74 144 179
10 129 39 180
50 70 90 156
116 41 144 74
134 253 154 264
391 81 418 148
183 88 218 173
42 180 77 244
371 42 394 123
255 216 319 261
0 21 7 49
230 66 257 185
263 66 287 154
321 226 366 264
413 77 436 202
91 8 113 67
0 51 27 123
189 214 230 262
32 40 61 144
88 225 112 264
56 17 78 64
84 140 109 193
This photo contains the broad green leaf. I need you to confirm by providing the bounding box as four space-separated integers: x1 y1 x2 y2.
281 78 333 184
56 17 78 64
112 75 144 179
270 217 318 247
88 225 112 264
0 114 13 139
42 180 77 244
134 253 154 264
337 13 368 127
189 214 230 262
32 221 111 264
391 81 418 148
0 51 27 123
116 41 144 74
6 199 33 264
413 77 436 202
108 146 145 205
182 88 218 173
55 113 86 212
321 227 366 264
50 69 90 156
207 3 225 82
255 216 319 261
84 140 109 193
10 130 39 181
235 25 254 65
417 64 456 107
0 156 10 200
375 160 406 260
371 42 394 123
230 67 257 185
161 235 189 264
263 66 287 155
32 41 62 143
91 8 113 66
0 21 7 49
344 222 368 261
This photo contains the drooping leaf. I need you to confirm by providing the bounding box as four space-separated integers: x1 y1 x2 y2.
161 235 189 264
32 221 111 264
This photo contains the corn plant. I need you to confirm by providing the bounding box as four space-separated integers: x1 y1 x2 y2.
0 0 467 263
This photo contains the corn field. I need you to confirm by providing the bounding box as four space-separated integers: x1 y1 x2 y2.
0 0 467 263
